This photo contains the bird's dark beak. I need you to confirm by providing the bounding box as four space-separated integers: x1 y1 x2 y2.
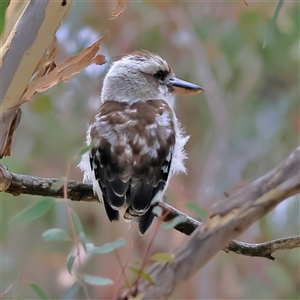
166 77 204 95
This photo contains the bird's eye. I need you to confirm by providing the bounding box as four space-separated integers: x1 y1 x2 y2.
154 70 166 80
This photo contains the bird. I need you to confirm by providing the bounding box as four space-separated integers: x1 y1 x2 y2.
79 50 204 235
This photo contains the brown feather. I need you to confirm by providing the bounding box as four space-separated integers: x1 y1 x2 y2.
89 99 175 230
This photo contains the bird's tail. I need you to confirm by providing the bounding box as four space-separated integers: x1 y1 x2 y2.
138 205 157 235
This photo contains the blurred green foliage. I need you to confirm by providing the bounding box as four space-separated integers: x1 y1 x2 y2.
0 0 9 36
1 1 299 299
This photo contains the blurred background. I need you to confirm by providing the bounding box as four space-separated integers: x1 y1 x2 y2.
1 1 299 299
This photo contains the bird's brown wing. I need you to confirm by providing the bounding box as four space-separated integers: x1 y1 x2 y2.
89 100 175 234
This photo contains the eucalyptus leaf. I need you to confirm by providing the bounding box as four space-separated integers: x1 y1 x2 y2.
78 140 96 156
62 282 81 300
11 198 54 223
151 252 174 263
263 0 284 48
81 274 113 286
29 283 50 300
86 237 125 255
78 231 87 251
42 228 70 242
71 210 84 234
50 177 65 191
67 253 76 275
152 206 162 217
129 266 154 285
150 190 163 205
161 216 187 230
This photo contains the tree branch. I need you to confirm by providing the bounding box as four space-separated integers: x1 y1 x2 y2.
1 147 299 264
160 202 300 261
1 165 99 203
225 236 300 260
118 146 300 299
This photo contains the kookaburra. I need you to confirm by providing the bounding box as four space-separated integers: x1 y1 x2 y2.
79 51 203 235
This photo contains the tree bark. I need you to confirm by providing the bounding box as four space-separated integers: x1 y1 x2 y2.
1 147 299 266
118 146 300 299
0 0 72 157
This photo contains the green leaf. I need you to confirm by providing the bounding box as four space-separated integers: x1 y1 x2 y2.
263 0 285 48
11 198 55 223
71 210 84 234
129 266 154 285
185 202 207 220
0 0 9 37
78 140 96 156
29 283 50 300
150 190 163 205
62 282 81 300
80 274 113 286
78 232 87 251
71 210 87 250
86 237 126 255
151 252 174 263
42 228 71 242
67 253 76 275
161 216 187 230
50 177 65 191
152 206 162 217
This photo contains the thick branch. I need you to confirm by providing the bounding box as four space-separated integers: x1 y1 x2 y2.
118 146 300 299
1 147 299 264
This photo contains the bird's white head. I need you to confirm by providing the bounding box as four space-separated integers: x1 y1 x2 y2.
101 50 203 105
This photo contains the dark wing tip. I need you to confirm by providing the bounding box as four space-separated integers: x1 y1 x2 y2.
138 205 156 235
129 181 153 212
103 194 120 222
